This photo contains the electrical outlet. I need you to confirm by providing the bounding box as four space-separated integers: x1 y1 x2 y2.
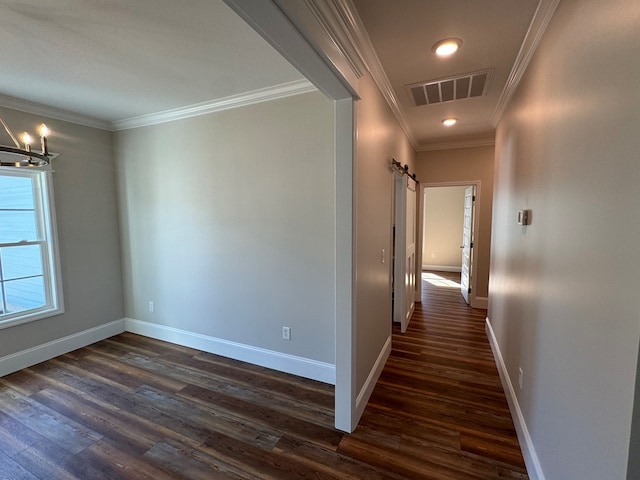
518 367 523 390
148 301 154 313
282 326 291 340
381 248 385 264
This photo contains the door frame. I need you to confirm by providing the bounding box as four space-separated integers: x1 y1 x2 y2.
419 181 483 308
221 0 359 432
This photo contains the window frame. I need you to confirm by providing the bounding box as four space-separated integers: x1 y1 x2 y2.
0 167 64 329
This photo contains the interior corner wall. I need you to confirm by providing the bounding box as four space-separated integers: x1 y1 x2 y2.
489 0 640 478
354 72 416 394
114 91 336 368
0 108 124 356
414 145 494 298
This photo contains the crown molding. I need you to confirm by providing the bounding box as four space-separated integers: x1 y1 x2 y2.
313 0 418 149
111 80 317 131
303 0 367 80
491 0 561 126
0 80 317 133
418 137 495 152
318 0 559 150
0 94 110 131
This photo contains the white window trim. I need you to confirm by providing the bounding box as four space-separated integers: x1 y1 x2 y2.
0 167 64 329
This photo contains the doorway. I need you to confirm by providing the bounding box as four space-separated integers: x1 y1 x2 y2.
421 183 479 305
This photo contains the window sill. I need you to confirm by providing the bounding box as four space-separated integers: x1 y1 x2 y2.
0 306 65 330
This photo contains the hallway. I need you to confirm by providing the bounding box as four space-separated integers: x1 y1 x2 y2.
340 271 528 479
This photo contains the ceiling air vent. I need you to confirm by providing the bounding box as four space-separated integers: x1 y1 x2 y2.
407 69 493 107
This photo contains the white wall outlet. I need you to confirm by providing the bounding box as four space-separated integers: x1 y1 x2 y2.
518 367 524 390
148 301 154 312
381 248 385 264
282 326 291 340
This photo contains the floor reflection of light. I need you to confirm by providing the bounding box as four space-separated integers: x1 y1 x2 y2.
422 272 461 288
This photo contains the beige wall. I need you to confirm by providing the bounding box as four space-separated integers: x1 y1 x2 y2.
414 145 494 299
0 107 123 356
423 186 466 271
115 91 336 365
490 0 640 478
355 72 416 393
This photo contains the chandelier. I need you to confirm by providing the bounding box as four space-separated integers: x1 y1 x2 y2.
0 118 53 167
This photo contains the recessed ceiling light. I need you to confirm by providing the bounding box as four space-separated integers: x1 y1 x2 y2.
442 117 458 127
432 38 462 57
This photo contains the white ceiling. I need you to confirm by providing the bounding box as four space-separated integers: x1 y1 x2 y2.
351 0 540 148
0 0 543 148
0 0 304 125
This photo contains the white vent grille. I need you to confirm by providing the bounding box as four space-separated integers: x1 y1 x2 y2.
407 69 493 106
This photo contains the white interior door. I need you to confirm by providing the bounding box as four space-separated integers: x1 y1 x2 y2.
394 175 417 333
460 186 475 304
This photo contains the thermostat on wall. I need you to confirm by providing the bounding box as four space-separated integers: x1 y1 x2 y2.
517 209 531 226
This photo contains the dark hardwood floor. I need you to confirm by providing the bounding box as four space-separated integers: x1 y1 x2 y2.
0 271 527 479
353 271 528 479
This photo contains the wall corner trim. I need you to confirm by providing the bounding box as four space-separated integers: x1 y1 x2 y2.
111 80 317 131
490 0 561 126
418 137 495 152
318 0 418 149
354 335 392 423
0 93 111 131
0 319 126 377
485 317 546 480
124 318 336 385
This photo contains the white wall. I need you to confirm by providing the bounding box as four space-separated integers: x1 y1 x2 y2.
0 107 124 356
354 72 416 396
422 186 466 271
115 91 336 370
489 0 640 478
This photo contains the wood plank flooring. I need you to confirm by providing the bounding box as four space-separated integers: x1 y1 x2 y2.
352 271 528 479
0 271 527 479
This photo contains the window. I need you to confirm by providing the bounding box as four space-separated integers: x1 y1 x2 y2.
0 168 63 328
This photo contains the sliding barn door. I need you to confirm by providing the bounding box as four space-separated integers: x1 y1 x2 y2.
393 175 417 333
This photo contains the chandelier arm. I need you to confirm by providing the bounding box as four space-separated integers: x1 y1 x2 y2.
0 118 21 148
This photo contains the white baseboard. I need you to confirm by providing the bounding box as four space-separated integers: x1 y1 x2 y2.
471 296 488 309
355 335 391 422
422 265 462 272
124 318 335 385
485 317 545 480
0 319 126 377
0 317 336 386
